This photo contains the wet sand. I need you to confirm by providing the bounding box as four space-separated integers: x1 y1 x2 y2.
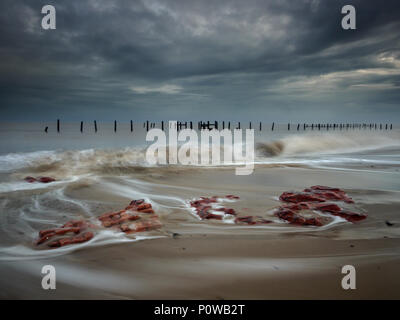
1 166 400 299
1 235 400 299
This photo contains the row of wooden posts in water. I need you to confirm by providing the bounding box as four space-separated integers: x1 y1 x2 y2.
45 119 394 133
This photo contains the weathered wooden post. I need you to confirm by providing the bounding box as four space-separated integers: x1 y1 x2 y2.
57 119 60 133
94 120 97 133
114 120 117 132
80 121 83 133
271 122 275 131
249 122 252 130
45 126 48 133
297 123 300 131
259 122 262 131
288 123 290 131
146 120 149 131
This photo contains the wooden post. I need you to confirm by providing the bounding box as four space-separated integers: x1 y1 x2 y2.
190 121 193 130
223 121 225 130
57 119 60 133
238 122 241 129
259 122 262 131
94 120 97 133
228 122 231 130
288 123 290 131
80 121 83 133
114 120 117 132
297 124 300 131
130 120 133 132
249 122 252 130
45 126 48 133
146 120 149 131
271 122 274 131
390 124 393 130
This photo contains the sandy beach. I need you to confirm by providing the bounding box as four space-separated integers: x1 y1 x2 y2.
1 163 400 299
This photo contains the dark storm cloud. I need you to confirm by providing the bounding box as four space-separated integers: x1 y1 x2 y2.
0 0 399 121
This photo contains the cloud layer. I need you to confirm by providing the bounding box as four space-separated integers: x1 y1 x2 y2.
1 0 399 122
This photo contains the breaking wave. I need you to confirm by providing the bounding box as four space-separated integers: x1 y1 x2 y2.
0 131 399 179
256 131 400 157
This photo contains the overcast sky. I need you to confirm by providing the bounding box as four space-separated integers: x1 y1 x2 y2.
1 0 399 122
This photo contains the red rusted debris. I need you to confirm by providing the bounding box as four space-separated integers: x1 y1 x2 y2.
329 210 367 223
99 199 161 234
303 185 354 203
190 195 237 220
275 207 324 226
36 219 91 246
36 199 162 248
280 185 354 204
120 215 162 233
99 199 156 229
276 186 366 226
190 195 273 225
48 232 94 248
24 176 56 183
279 192 325 203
